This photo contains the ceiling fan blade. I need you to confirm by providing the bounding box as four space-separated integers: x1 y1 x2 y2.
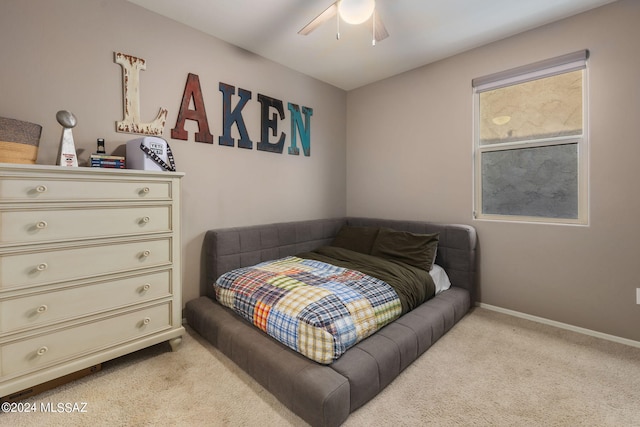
374 11 389 42
298 2 338 35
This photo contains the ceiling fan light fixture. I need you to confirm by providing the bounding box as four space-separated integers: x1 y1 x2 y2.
338 0 375 25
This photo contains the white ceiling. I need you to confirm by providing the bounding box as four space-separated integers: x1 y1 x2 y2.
127 0 616 91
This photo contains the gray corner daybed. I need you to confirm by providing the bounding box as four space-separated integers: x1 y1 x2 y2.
185 217 477 427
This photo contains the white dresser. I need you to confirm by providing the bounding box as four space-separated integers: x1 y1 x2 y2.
0 164 185 398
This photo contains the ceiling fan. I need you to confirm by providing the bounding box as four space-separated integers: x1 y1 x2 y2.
298 0 389 46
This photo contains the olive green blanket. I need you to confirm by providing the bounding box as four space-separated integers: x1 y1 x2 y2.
299 246 435 314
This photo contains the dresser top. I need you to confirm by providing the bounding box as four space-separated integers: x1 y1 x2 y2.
0 163 185 178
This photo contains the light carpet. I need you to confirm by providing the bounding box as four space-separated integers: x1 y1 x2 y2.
2 307 639 426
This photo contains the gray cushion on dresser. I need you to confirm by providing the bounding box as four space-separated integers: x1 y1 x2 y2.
186 217 477 427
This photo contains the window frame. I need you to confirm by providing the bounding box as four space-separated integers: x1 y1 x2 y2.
472 51 589 225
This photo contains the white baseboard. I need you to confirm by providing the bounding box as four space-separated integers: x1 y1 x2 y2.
477 302 640 349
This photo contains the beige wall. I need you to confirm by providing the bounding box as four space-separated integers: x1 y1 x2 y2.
0 0 347 304
2 0 638 343
346 0 640 342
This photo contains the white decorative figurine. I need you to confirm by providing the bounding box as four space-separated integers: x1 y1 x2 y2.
56 110 78 167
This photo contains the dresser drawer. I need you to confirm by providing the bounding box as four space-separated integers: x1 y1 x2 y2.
0 177 171 202
0 206 171 244
1 302 171 377
0 270 172 334
0 239 171 290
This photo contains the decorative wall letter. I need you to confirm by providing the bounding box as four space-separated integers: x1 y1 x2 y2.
219 82 253 149
287 104 313 157
114 52 167 136
171 73 214 143
257 94 286 154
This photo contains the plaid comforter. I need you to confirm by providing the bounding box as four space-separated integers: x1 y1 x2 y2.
214 256 402 364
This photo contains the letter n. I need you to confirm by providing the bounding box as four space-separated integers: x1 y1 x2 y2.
171 73 214 143
287 104 313 157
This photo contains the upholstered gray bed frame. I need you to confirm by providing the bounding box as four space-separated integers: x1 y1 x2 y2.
186 217 477 427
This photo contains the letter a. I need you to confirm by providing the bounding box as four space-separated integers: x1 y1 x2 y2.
114 52 167 136
171 73 214 143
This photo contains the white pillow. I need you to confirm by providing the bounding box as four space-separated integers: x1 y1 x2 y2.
430 264 452 294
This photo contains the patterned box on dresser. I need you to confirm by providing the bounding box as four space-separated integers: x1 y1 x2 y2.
0 164 185 399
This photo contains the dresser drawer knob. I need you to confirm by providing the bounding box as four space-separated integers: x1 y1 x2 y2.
35 185 48 193
142 283 151 292
141 187 150 195
36 304 48 314
141 216 151 224
142 317 151 326
142 250 151 258
36 221 48 229
37 346 49 356
36 263 48 271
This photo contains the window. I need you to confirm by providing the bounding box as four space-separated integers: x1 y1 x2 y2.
473 50 588 224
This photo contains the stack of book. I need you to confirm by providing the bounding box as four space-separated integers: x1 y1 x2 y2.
90 154 125 169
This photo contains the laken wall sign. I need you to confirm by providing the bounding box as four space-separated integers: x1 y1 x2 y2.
115 51 313 156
